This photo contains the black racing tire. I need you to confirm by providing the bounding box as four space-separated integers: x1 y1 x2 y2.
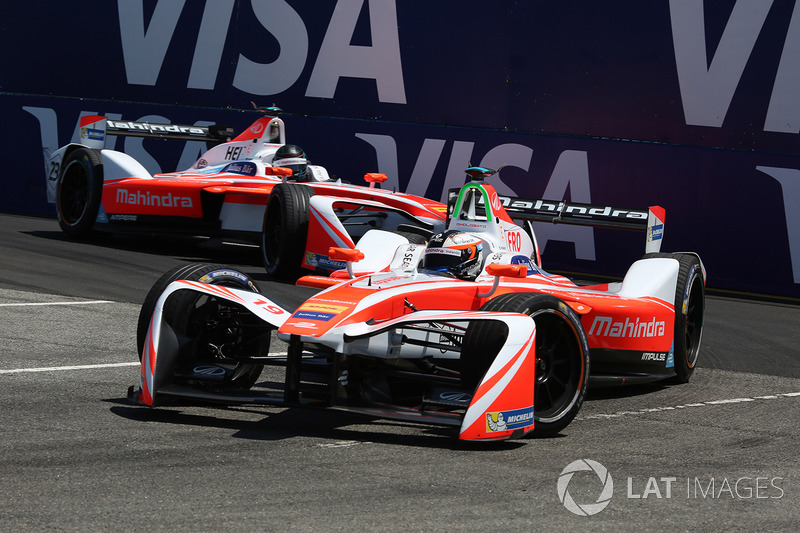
56 147 103 238
644 253 705 383
461 293 590 437
397 230 428 245
136 263 266 390
261 183 314 278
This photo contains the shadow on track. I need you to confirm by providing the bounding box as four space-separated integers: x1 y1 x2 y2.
106 400 528 451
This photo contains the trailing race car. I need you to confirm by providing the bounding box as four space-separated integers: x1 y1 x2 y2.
130 167 705 441
46 106 446 277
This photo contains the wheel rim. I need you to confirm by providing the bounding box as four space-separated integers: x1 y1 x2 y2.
684 276 704 369
59 160 89 225
531 309 584 423
180 292 268 387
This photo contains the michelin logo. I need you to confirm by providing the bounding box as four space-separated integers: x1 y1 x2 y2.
486 406 534 432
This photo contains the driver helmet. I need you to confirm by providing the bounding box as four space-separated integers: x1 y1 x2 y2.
274 144 309 181
424 230 485 280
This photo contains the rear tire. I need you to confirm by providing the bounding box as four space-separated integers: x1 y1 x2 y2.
461 293 590 437
644 253 705 383
136 263 266 390
56 147 103 238
261 183 314 278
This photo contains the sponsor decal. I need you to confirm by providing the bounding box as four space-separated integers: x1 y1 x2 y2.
225 146 245 160
682 265 696 315
81 127 105 142
648 223 664 242
115 189 193 208
196 159 208 169
109 214 137 222
425 247 461 257
666 342 675 368
299 302 349 314
453 222 488 229
223 161 257 176
510 255 536 274
589 316 666 338
438 391 472 403
399 245 418 270
371 275 406 285
305 252 346 270
106 120 206 136
291 302 349 322
486 406 534 432
448 233 480 245
193 365 226 377
198 269 256 291
312 297 358 306
641 352 667 362
498 197 648 221
290 322 319 329
489 190 502 212
292 310 336 321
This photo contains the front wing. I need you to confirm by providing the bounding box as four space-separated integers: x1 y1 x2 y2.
130 282 538 441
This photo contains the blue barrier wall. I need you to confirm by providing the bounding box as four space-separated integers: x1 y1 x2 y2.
3 1 800 300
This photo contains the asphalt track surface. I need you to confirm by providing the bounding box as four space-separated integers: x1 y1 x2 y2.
2 212 799 532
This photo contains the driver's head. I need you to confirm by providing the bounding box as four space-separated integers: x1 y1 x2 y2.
274 144 309 181
424 230 484 280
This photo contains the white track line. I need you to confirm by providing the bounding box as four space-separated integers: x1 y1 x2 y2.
0 362 140 374
0 300 114 307
5 360 800 423
0 353 288 374
578 392 800 421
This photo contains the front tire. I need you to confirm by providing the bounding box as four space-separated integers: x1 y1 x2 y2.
461 293 590 437
136 263 267 390
261 183 314 278
56 147 103 238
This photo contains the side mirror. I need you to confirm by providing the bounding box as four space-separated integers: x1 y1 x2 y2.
328 247 365 279
478 263 527 298
485 263 526 278
364 173 388 188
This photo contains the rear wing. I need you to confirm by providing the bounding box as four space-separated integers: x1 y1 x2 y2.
78 115 235 149
447 188 665 253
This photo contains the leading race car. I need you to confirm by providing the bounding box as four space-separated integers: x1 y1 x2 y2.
129 167 705 441
46 106 446 277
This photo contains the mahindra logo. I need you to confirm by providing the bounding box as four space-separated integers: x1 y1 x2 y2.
193 365 226 376
589 316 666 338
490 191 502 212
439 391 472 402
106 120 206 135
116 189 193 208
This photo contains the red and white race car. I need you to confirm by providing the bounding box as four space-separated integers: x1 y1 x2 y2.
129 167 705 441
46 106 446 276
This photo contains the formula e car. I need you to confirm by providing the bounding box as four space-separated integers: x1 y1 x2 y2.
46 106 446 277
129 167 705 441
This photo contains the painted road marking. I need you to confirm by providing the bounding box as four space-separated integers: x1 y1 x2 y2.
578 392 800 421
0 354 287 374
0 300 114 307
0 362 140 374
